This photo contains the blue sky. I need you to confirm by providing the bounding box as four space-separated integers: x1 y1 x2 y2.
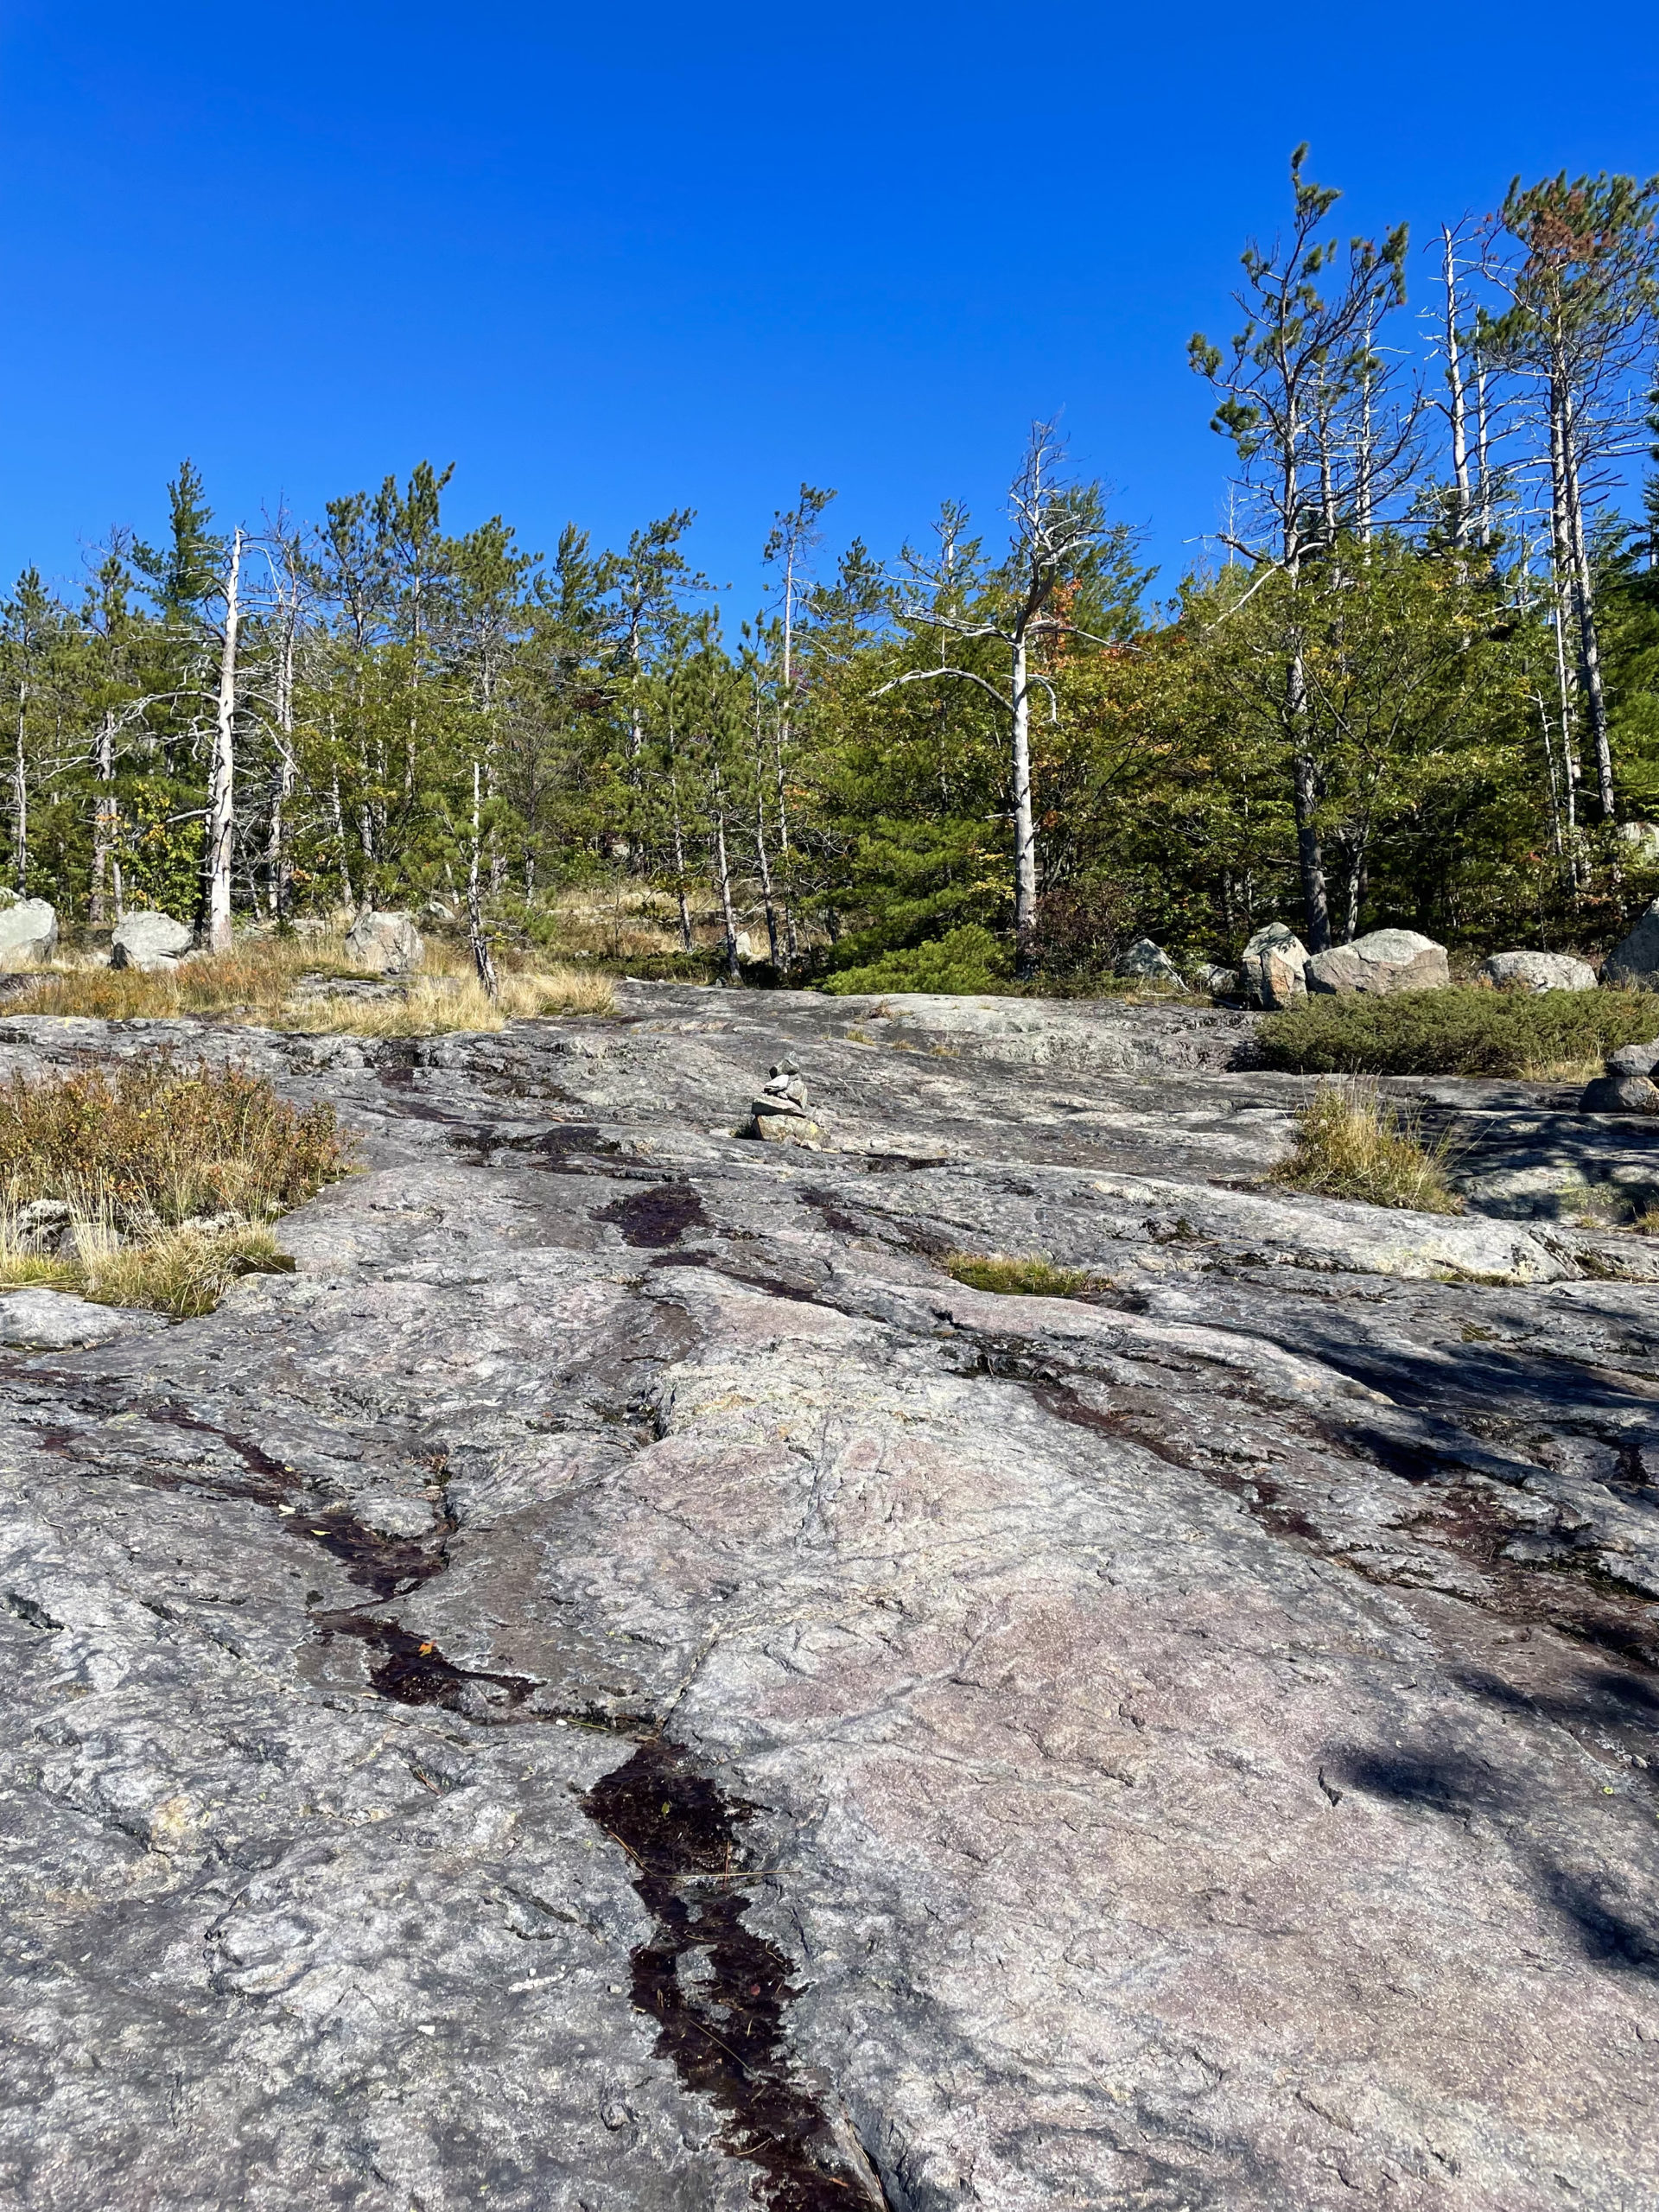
1 0 1654 619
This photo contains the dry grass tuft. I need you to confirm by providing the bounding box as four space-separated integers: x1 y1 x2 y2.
941 1252 1109 1298
297 965 616 1036
1270 1081 1464 1214
1 1218 296 1319
0 1057 346 1226
0 932 615 1033
0 1057 347 1315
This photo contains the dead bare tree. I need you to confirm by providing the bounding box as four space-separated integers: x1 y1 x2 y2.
880 424 1122 977
1190 144 1421 950
203 527 243 953
761 484 835 965
1486 170 1659 823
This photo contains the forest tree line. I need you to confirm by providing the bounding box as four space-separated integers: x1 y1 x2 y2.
4 152 1659 988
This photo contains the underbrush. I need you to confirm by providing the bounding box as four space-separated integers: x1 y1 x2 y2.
941 1252 1109 1298
0 1057 349 1315
1 933 614 1032
1269 1082 1463 1213
821 926 1014 997
1259 986 1657 1077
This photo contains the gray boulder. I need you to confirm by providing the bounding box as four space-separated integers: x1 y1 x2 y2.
1238 923 1308 1009
1306 927 1449 998
345 909 424 976
1605 1040 1659 1077
1117 938 1184 988
0 897 57 969
1602 900 1659 989
1580 1071 1659 1116
1484 950 1599 994
111 910 194 971
0 1286 146 1347
1196 963 1242 997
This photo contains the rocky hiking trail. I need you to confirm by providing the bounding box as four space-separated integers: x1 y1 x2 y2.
3 980 1659 2211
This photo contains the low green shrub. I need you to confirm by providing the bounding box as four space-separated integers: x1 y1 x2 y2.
1269 1082 1463 1213
820 925 1014 998
1259 987 1657 1077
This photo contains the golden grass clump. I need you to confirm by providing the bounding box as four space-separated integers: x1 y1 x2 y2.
941 1252 1108 1298
1 1218 296 1319
1269 1080 1463 1214
1 932 614 1033
0 1056 349 1315
0 1056 347 1225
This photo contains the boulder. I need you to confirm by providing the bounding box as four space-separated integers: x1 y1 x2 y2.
1306 928 1449 998
0 897 58 969
1601 900 1659 990
755 1113 823 1147
1117 938 1184 988
1196 963 1242 998
1580 1071 1659 1116
0 1286 145 1347
345 909 424 976
1484 950 1599 994
1238 923 1308 1010
1605 1040 1659 1077
111 910 194 971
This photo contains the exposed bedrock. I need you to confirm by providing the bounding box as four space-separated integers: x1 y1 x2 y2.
3 982 1658 2209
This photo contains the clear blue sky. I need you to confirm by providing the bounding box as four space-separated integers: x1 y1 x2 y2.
1 0 1654 619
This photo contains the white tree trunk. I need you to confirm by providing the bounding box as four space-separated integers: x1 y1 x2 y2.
12 681 27 898
266 602 297 918
205 528 242 952
1440 227 1471 553
711 759 741 982
467 756 499 1000
90 710 117 925
1010 633 1038 976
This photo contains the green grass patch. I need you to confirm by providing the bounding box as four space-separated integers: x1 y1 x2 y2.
1269 1082 1463 1213
1259 986 1657 1078
941 1252 1108 1298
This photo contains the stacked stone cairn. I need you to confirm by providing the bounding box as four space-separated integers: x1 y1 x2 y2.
748 1058 823 1147
1580 1039 1659 1116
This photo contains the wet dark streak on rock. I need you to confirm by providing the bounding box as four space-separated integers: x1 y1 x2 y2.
594 1180 710 1249
55 1357 899 2205
584 1745 893 2212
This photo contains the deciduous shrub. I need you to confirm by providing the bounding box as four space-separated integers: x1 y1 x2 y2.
1259 987 1657 1077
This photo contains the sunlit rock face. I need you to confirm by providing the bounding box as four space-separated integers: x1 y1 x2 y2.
2 982 1657 2212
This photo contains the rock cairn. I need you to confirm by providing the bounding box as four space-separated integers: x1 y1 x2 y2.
1580 1039 1659 1116
749 1058 823 1146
